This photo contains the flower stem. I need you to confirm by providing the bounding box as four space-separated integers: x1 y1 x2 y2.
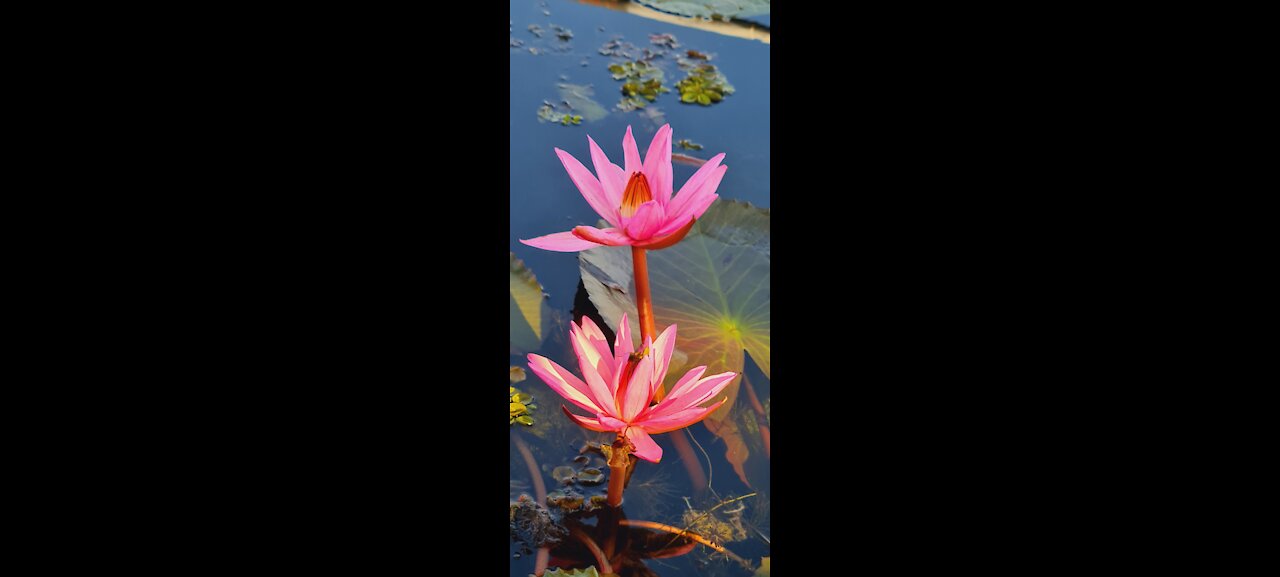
605 435 632 507
631 248 659 387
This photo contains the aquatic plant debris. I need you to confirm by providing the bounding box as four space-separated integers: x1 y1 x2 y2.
675 138 704 150
650 32 680 49
510 494 567 550
528 24 544 38
552 24 573 41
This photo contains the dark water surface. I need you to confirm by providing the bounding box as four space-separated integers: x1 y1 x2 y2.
511 2 769 575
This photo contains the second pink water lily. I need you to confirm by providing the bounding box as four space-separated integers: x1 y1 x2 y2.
526 314 736 462
520 124 729 252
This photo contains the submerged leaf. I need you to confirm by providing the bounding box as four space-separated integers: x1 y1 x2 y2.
510 252 550 354
579 201 769 486
556 83 608 122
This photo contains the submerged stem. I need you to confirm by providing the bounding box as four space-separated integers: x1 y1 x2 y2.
513 433 550 576
619 520 751 568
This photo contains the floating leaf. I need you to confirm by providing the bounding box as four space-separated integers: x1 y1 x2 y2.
510 366 527 383
579 201 769 486
635 0 770 20
510 252 550 354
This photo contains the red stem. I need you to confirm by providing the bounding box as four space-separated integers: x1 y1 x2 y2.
631 246 708 494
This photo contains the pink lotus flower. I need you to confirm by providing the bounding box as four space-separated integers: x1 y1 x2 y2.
520 124 729 252
526 314 736 462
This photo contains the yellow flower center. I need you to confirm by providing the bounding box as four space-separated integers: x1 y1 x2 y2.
620 172 653 218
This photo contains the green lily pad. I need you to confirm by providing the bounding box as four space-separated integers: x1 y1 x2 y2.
752 557 770 577
635 0 770 20
579 200 769 486
510 252 550 354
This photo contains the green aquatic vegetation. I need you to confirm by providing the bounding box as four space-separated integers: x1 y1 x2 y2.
676 63 735 105
608 61 670 111
510 385 538 426
623 78 668 102
537 103 583 126
675 138 704 150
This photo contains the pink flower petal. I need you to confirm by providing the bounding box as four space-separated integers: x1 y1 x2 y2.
638 398 727 434
666 164 726 227
588 136 626 210
622 126 643 175
644 370 736 421
526 353 602 415
642 124 673 206
520 230 603 252
556 148 620 227
563 406 617 432
620 346 655 421
667 153 725 219
612 314 634 380
577 316 616 381
649 324 678 395
598 413 627 430
624 200 666 240
634 216 696 250
626 427 663 463
570 323 618 411
572 225 634 246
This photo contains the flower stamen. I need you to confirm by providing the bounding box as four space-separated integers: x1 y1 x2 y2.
620 172 653 218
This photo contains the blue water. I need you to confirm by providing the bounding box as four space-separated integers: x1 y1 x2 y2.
511 2 769 575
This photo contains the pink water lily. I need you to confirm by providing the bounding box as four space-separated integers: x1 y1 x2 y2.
526 314 736 462
520 124 729 252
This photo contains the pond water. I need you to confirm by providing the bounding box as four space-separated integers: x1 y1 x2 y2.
511 2 769 575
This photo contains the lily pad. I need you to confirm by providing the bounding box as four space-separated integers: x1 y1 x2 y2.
510 252 551 354
753 557 770 577
636 0 771 20
579 200 769 486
